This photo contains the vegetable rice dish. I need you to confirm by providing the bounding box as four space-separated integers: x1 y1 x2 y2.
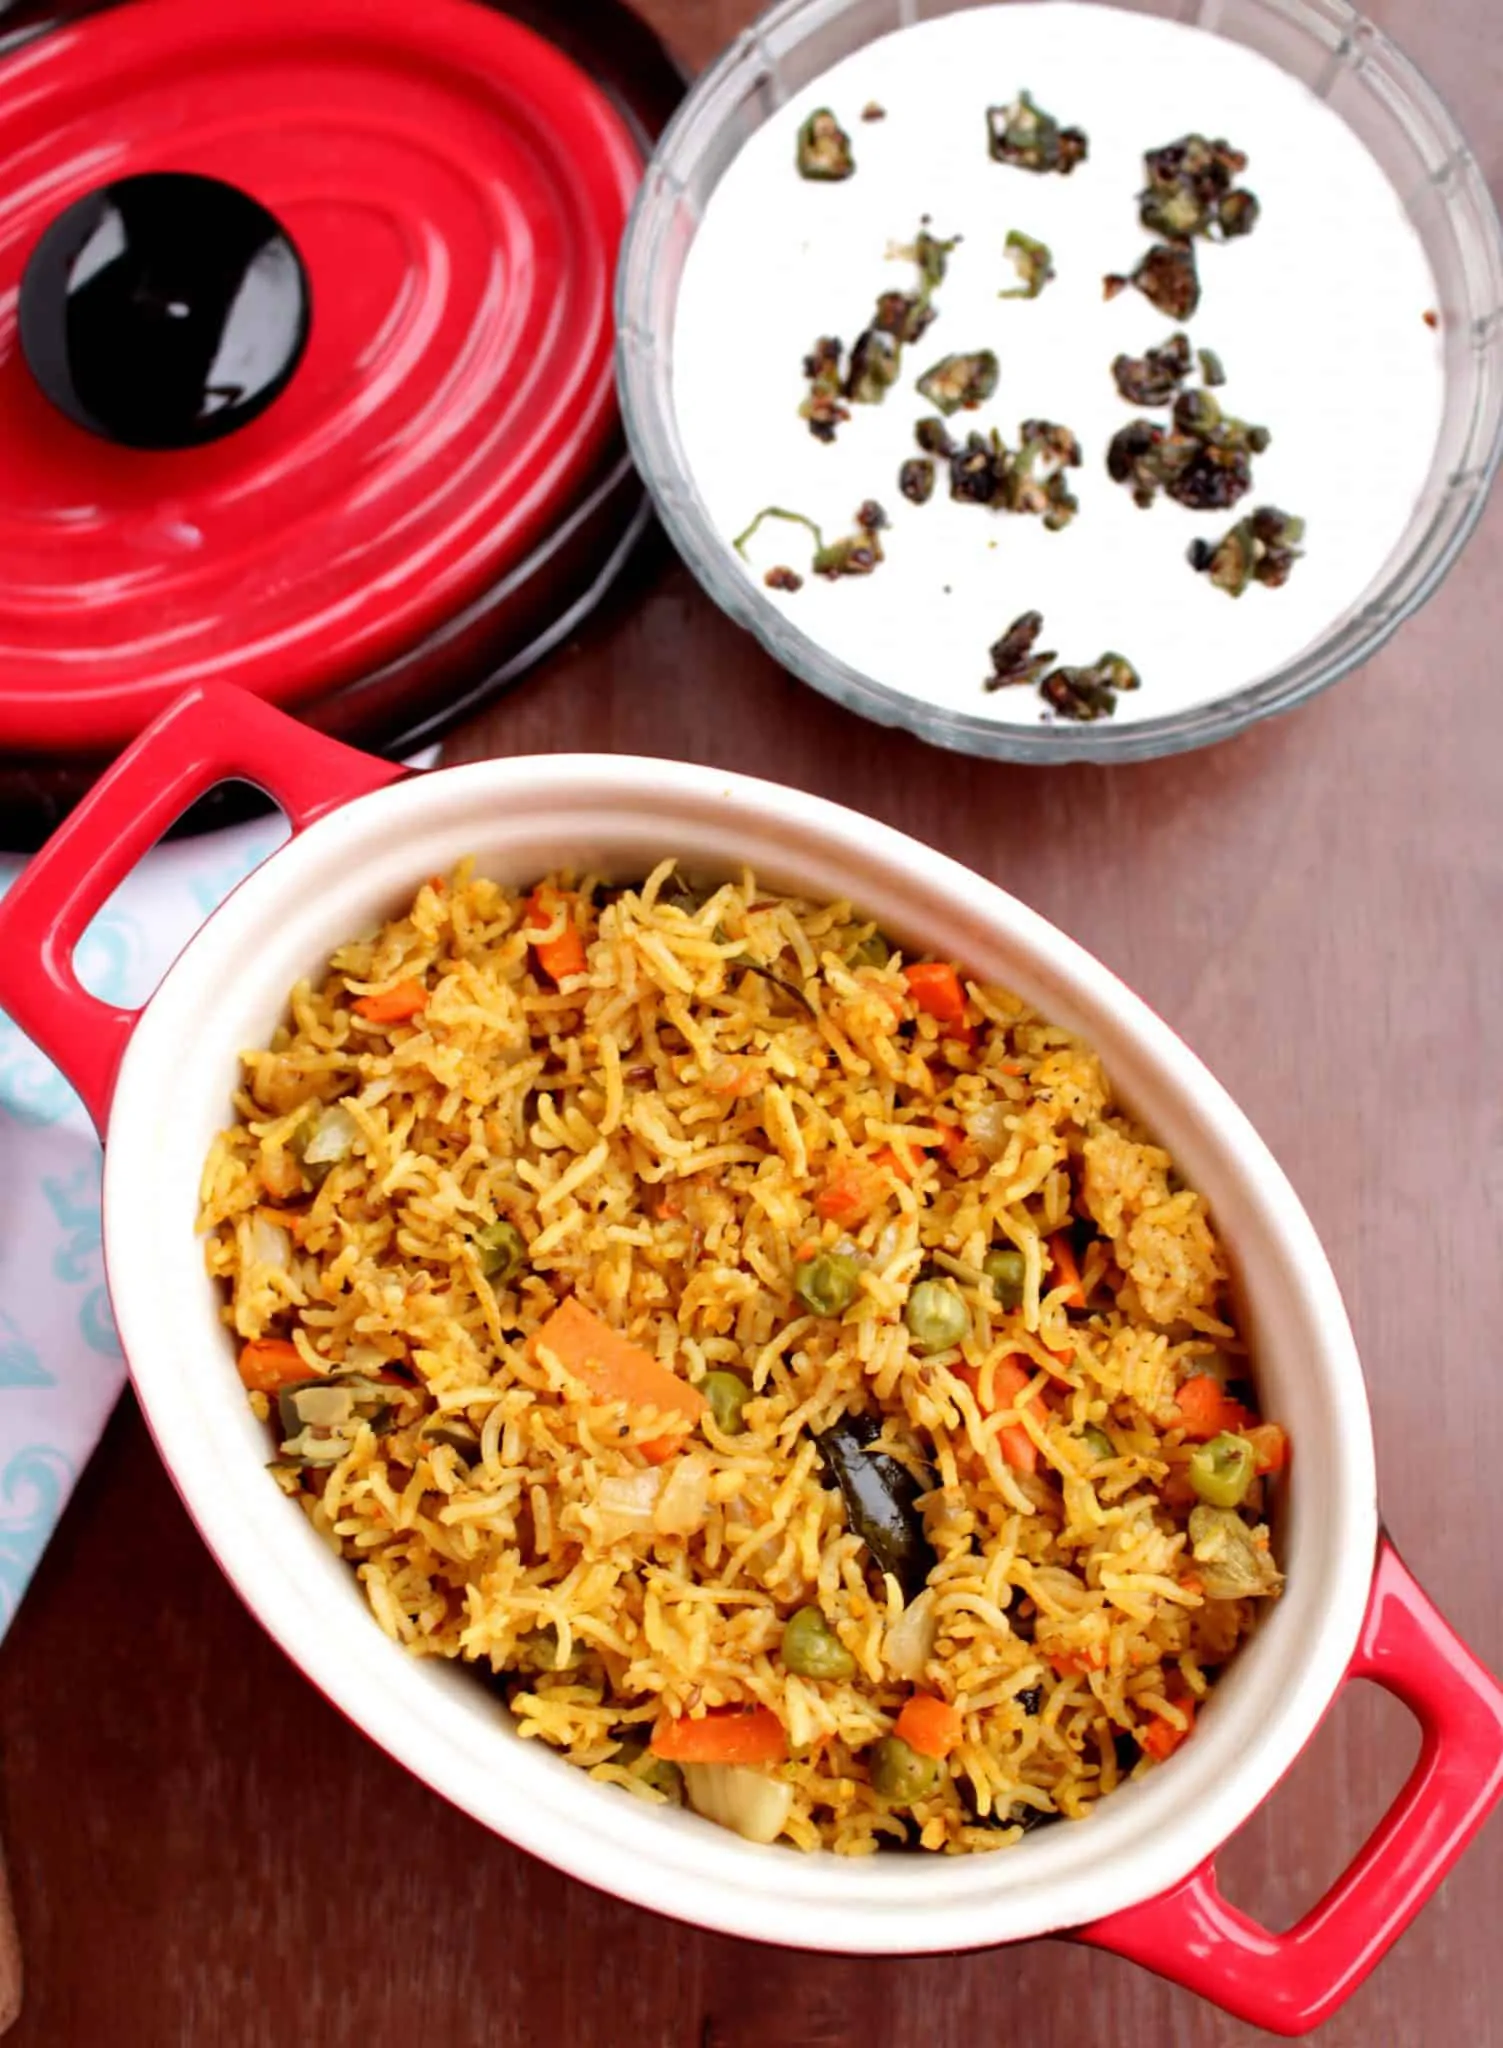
199 861 1286 1854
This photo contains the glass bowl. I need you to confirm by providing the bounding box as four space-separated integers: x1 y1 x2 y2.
616 0 1503 763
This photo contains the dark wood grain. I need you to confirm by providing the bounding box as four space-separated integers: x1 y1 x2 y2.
3 3 1501 2041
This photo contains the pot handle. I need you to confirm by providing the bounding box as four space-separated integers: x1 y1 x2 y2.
1077 1534 1503 2037
0 684 404 1138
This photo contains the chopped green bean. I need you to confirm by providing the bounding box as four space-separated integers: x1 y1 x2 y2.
1189 1431 1256 1508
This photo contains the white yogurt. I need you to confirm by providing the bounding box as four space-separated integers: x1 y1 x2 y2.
671 3 1444 726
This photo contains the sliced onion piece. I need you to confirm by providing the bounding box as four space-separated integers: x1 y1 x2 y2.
591 1470 665 1543
654 1452 711 1536
343 1342 391 1373
883 1587 938 1680
301 1103 360 1167
963 1100 1013 1157
250 1216 292 1271
682 1763 794 1845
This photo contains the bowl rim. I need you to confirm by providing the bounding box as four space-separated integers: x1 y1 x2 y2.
613 0 1503 764
100 751 1378 1949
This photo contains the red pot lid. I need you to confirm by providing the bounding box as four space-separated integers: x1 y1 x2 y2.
0 0 641 753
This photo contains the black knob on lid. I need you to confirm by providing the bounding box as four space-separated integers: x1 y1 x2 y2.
18 171 311 451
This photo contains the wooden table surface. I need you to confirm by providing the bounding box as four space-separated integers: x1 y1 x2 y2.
4 2 1501 2041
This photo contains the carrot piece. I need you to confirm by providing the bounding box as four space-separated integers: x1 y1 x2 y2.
935 1123 968 1167
1161 1465 1198 1509
1140 1694 1197 1761
1047 1232 1086 1309
895 1692 964 1759
529 1297 706 1444
1049 1645 1107 1677
871 1143 915 1183
352 978 428 1023
237 1338 315 1394
990 1360 1040 1475
1175 1374 1235 1440
255 1206 304 1228
954 1361 1001 1414
902 961 968 1026
705 1059 763 1098
954 1358 1039 1474
649 1706 786 1765
1245 1422 1289 1475
814 1162 888 1225
814 1170 867 1225
998 1423 1037 1475
988 1358 1033 1410
255 1205 307 1243
524 886 588 983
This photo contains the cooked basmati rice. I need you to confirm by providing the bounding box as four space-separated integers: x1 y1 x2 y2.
199 860 1283 1854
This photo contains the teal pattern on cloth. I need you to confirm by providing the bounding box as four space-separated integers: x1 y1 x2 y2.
0 1446 75 1630
0 816 287 1636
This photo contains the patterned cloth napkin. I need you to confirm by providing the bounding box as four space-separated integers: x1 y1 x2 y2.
0 812 288 1635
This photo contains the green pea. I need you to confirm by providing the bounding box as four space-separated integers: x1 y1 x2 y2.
982 1247 1026 1311
870 1734 946 1805
781 1605 857 1681
614 1741 685 1804
848 930 892 968
702 1371 753 1437
1189 1431 1256 1509
1081 1424 1115 1463
640 1756 683 1801
904 1279 969 1354
641 1755 685 1801
794 1251 862 1318
475 1218 526 1285
512 1625 577 1674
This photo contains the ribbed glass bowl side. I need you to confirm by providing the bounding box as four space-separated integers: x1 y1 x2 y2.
616 0 1503 762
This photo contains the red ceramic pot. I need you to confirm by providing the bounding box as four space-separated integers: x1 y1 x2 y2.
1 683 1500 2035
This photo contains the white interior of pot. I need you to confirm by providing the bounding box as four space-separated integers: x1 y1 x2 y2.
103 756 1377 1948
